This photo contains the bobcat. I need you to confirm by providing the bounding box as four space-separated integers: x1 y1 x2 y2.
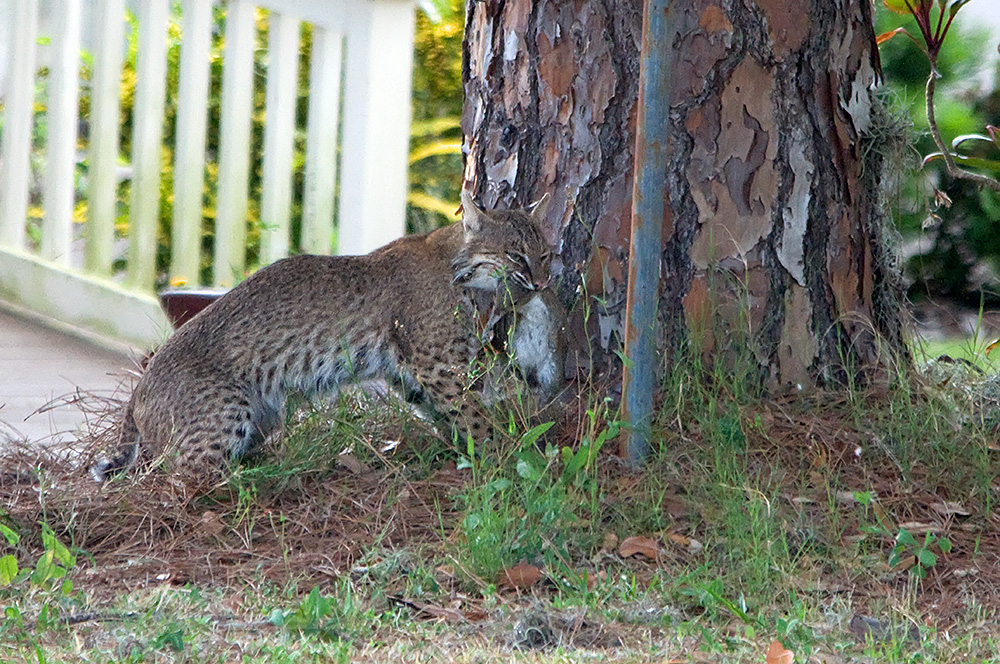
90 192 557 482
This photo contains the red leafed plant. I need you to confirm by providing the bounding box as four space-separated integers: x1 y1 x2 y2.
878 0 1000 192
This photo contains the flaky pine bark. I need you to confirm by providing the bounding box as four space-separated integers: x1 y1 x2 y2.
462 0 904 389
462 0 641 377
666 0 903 387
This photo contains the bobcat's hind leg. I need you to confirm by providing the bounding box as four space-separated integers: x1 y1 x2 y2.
173 389 280 478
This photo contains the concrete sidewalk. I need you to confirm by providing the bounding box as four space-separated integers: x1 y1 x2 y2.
0 306 138 446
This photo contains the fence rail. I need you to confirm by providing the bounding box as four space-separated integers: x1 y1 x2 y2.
0 0 415 349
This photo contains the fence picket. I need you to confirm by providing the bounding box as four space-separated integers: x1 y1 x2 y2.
301 26 342 255
84 0 126 277
259 12 301 266
213 0 256 287
0 0 39 251
170 0 214 285
126 0 170 290
41 0 82 265
338 0 414 255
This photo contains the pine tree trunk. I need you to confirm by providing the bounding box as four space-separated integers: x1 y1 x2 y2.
461 0 904 390
462 0 642 379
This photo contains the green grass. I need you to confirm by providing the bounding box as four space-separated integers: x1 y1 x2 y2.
2 343 1000 662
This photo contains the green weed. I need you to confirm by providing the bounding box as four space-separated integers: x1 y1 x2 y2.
0 520 81 657
268 579 377 645
457 414 616 586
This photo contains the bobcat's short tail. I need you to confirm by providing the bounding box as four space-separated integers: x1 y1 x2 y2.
89 407 141 482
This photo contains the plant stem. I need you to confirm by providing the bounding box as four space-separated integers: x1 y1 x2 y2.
925 64 1000 193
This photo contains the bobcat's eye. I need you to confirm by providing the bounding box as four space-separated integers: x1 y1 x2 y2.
506 251 528 267
539 251 551 263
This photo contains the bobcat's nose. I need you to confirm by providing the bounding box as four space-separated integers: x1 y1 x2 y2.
533 277 549 290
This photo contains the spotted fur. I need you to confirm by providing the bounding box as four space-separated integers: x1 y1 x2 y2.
91 193 556 482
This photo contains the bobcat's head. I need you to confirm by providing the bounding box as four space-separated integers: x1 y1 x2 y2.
452 190 555 296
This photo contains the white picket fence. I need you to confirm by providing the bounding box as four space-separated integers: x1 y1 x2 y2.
0 0 415 349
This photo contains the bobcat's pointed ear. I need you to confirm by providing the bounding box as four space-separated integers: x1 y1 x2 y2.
461 189 486 236
528 192 551 222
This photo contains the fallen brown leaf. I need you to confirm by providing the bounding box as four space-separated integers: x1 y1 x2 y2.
500 562 543 590
892 554 917 574
573 568 605 590
765 639 794 664
619 535 660 560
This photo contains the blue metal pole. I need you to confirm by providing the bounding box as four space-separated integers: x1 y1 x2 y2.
621 0 674 465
